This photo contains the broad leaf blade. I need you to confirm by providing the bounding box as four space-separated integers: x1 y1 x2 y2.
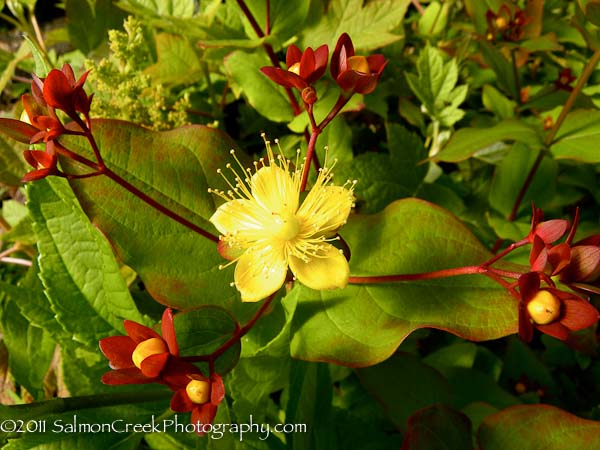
478 404 600 450
551 109 600 162
285 199 518 367
60 120 255 316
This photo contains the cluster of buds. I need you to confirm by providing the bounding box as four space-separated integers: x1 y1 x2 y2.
261 33 387 105
515 208 600 342
485 4 530 42
0 63 94 182
99 309 225 434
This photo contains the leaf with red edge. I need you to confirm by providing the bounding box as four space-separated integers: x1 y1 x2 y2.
402 404 473 450
60 120 260 320
0 118 38 143
478 404 600 450
285 199 519 367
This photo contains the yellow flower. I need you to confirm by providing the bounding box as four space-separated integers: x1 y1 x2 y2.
209 136 355 302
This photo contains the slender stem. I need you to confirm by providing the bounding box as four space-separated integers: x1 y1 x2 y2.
101 167 219 243
182 293 276 364
1 257 32 267
0 13 21 29
29 10 47 53
348 265 486 284
3 390 172 419
511 48 521 104
507 49 600 221
235 0 302 116
300 130 320 192
482 238 528 267
318 94 352 131
411 0 425 14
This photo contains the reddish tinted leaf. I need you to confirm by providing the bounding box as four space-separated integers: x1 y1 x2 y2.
0 118 38 143
478 404 600 450
402 404 472 450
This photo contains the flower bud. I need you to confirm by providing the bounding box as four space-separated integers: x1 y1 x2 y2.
301 86 317 104
527 290 561 325
131 337 168 369
186 379 210 404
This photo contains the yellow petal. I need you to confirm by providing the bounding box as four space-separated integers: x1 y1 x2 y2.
234 244 288 302
210 199 271 242
289 244 349 290
297 186 354 236
251 165 299 215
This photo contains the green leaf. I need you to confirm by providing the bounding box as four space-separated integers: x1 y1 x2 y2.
550 109 600 162
336 124 427 213
0 299 55 400
144 33 203 86
116 0 195 17
242 0 311 45
478 404 600 450
300 0 412 51
402 404 473 450
60 120 256 317
285 199 518 367
224 50 294 123
406 45 467 127
173 306 240 374
418 1 450 36
285 360 334 450
66 0 127 54
357 353 453 432
0 128 27 187
482 85 516 120
489 144 558 218
435 120 542 163
479 42 518 99
27 177 146 346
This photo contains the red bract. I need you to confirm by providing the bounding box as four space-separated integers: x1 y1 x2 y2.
518 272 599 342
22 141 59 182
261 44 328 93
170 373 225 435
330 33 387 95
22 93 66 143
555 68 576 92
100 308 186 386
42 64 92 119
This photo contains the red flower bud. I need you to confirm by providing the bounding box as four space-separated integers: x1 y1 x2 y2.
330 33 387 95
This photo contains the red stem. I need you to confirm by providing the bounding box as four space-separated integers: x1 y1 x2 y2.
348 265 486 283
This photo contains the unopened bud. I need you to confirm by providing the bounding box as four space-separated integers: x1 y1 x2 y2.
186 379 210 404
301 86 317 104
131 338 168 369
527 290 561 325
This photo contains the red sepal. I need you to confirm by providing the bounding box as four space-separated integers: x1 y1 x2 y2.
123 320 161 343
139 352 169 377
192 404 218 435
161 308 179 356
101 368 156 385
99 335 136 369
170 388 194 413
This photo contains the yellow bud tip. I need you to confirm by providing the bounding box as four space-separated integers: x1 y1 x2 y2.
495 17 508 29
131 337 168 369
527 290 561 325
186 379 210 404
288 62 301 75
347 56 370 74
